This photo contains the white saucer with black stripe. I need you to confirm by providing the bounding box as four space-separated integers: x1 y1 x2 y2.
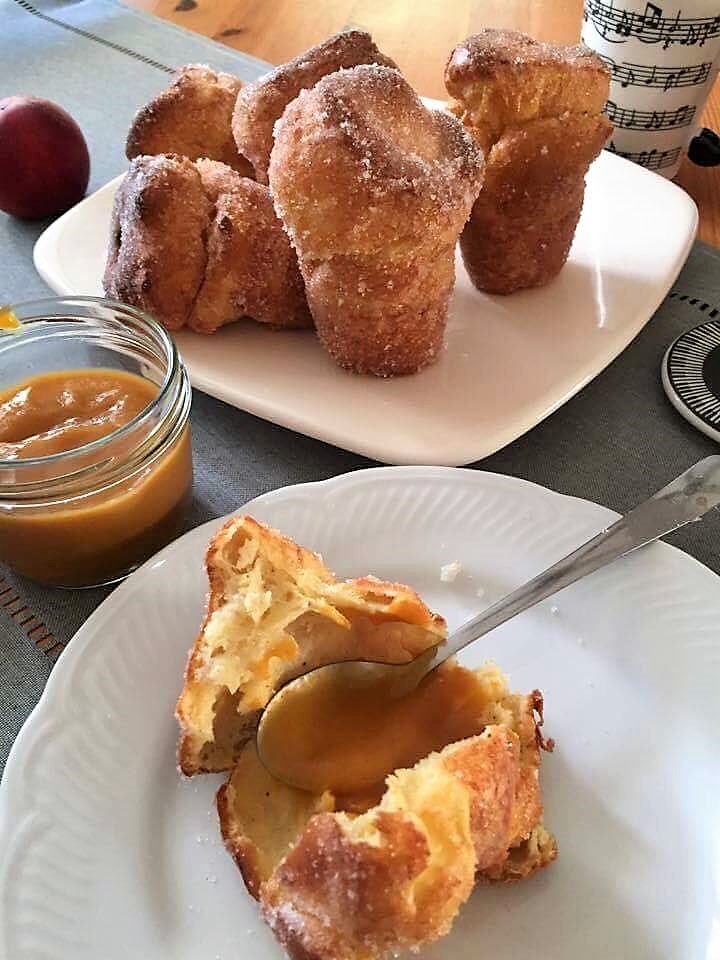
662 320 720 442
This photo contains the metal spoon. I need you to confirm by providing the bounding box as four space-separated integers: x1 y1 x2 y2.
257 456 720 793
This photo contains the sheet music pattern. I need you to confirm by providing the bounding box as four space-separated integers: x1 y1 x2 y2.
585 0 720 48
607 140 683 168
582 1 720 177
605 98 696 128
598 54 712 88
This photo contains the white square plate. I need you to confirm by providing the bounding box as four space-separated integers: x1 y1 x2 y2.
33 103 697 466
1 467 719 959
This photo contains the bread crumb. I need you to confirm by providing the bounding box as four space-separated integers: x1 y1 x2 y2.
440 561 462 582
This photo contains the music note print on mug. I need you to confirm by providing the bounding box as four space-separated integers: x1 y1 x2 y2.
583 0 720 177
587 0 720 47
599 55 713 87
605 99 696 127
607 140 683 168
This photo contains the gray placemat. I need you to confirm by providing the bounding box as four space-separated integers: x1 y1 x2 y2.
1 0 719 775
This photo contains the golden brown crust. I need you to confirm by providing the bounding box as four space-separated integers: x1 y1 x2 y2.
445 29 611 294
459 114 611 294
445 30 610 153
176 516 446 775
190 159 311 332
217 781 264 897
126 64 254 176
481 115 612 200
480 823 558 882
271 66 483 258
503 689 548 848
232 30 398 183
262 810 435 960
269 64 484 375
177 515 325 775
442 732 518 871
103 154 211 330
253 725 553 959
295 251 455 376
104 156 310 333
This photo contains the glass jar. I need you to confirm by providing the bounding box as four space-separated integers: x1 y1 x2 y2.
0 297 193 588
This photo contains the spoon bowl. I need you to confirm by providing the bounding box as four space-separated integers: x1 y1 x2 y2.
256 647 439 794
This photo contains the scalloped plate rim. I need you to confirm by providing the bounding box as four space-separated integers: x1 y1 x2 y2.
2 465 720 960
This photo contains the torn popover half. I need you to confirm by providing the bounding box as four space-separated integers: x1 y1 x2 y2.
176 515 446 775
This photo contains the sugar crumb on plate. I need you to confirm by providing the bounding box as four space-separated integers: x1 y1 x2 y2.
440 561 462 582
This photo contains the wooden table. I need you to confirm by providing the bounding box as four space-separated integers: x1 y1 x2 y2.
127 0 720 246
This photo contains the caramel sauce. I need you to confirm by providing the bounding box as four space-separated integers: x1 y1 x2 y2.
0 369 156 459
260 661 492 810
0 368 192 587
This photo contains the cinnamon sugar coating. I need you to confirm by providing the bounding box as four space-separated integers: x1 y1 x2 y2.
104 154 309 332
191 159 311 332
445 29 611 294
126 64 253 177
269 64 484 376
103 154 210 331
232 30 397 184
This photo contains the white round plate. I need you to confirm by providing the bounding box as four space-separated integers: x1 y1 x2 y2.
1 467 718 960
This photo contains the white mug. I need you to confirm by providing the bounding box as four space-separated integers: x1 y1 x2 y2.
582 0 720 177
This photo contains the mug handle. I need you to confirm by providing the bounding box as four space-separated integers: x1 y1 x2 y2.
688 128 720 167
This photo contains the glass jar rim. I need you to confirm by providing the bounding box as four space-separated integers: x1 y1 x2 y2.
0 296 179 471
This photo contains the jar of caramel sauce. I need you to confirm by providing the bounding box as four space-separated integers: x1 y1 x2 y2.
0 298 193 587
